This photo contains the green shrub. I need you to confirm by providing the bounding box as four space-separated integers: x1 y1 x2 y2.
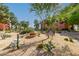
20 31 26 34
43 41 55 52
36 41 55 52
25 28 34 33
20 28 34 34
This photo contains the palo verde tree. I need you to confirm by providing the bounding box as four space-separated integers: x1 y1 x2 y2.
30 3 60 39
30 3 59 31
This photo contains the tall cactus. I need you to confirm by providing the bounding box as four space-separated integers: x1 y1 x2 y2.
17 34 19 49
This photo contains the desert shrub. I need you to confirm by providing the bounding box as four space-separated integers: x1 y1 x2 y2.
1 34 11 39
20 31 26 34
5 30 11 33
19 27 34 35
64 38 68 41
69 38 74 43
37 41 55 53
20 28 34 35
64 38 74 43
37 44 43 49
25 28 34 33
43 41 55 52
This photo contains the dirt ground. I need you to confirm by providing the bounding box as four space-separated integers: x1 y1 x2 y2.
0 32 79 56
0 33 18 51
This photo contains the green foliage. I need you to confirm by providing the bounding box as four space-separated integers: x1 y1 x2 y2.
0 4 18 32
9 12 18 25
0 4 17 24
25 27 34 33
20 21 29 28
37 41 55 52
43 41 55 52
0 4 9 23
34 19 39 30
30 3 59 20
20 27 34 34
58 4 79 25
68 11 79 25
19 20 29 31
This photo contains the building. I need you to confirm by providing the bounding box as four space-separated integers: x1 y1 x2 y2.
39 20 73 31
0 23 10 31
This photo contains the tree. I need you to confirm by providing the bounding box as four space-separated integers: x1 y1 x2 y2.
31 3 59 20
30 3 59 31
34 19 39 30
55 3 79 31
68 4 79 25
9 12 18 31
68 9 79 25
20 20 29 30
9 12 18 25
0 4 18 31
0 4 10 23
58 3 79 25
31 3 60 40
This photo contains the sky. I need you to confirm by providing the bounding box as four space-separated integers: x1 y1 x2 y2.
4 3 69 28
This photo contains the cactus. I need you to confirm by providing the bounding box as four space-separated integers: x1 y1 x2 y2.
17 34 19 49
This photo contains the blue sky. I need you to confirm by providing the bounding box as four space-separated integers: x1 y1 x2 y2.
4 3 68 27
